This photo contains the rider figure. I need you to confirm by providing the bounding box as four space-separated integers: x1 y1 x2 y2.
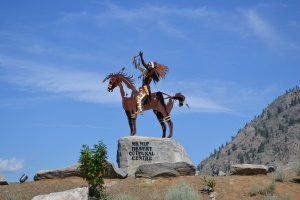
133 51 169 114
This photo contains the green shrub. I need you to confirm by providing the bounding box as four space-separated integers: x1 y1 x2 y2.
165 181 201 200
78 140 109 199
271 167 286 182
293 160 300 176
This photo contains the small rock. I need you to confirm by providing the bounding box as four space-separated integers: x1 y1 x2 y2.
268 166 276 173
105 161 128 179
212 169 219 176
19 174 28 183
218 171 226 176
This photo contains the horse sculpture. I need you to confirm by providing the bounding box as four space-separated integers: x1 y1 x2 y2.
103 70 186 138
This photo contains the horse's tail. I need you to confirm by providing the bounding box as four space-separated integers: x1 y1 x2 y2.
171 93 186 107
161 92 187 108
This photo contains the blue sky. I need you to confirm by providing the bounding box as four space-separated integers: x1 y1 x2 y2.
1 0 299 182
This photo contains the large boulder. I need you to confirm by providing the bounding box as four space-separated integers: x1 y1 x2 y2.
0 173 8 185
135 162 196 178
32 187 88 200
231 164 268 175
34 161 127 181
34 164 82 181
117 136 193 175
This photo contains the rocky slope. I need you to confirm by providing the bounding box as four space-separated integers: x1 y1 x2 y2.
198 87 300 174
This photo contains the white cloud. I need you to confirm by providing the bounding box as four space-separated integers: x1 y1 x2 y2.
0 56 120 104
244 9 278 41
0 157 24 172
239 7 296 50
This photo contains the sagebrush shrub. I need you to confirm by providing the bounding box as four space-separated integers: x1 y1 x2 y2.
271 167 286 182
249 181 276 196
293 160 300 176
264 194 292 200
6 195 19 200
165 181 201 200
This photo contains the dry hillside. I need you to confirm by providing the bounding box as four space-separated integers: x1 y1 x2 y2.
198 87 300 175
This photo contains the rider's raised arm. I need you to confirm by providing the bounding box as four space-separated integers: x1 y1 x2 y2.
139 51 148 69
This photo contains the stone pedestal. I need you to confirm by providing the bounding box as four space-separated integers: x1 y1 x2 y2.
117 136 192 175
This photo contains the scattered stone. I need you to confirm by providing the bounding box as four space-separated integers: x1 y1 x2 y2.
118 136 193 175
218 171 226 176
0 173 8 185
212 169 219 176
135 162 196 178
34 164 82 181
231 164 268 175
209 191 218 200
268 166 276 173
19 174 28 183
32 187 88 200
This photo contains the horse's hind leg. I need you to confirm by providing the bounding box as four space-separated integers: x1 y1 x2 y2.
153 110 166 138
156 91 173 138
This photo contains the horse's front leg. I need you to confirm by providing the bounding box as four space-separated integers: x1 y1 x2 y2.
125 110 134 135
130 112 137 136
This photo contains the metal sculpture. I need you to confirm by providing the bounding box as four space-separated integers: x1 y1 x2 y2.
103 69 186 138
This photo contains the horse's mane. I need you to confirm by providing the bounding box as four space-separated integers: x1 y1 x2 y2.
103 71 135 87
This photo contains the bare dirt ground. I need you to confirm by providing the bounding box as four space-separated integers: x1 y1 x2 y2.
0 172 299 200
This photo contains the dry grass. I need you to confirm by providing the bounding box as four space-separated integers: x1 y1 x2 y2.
0 172 300 200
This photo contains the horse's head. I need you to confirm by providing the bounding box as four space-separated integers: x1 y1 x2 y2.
103 74 120 92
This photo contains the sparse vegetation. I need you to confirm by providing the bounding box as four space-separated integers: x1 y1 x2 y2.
249 181 276 196
264 194 292 200
232 143 237 151
6 195 19 200
165 181 201 200
293 160 300 176
271 167 286 182
112 194 137 200
201 176 216 191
